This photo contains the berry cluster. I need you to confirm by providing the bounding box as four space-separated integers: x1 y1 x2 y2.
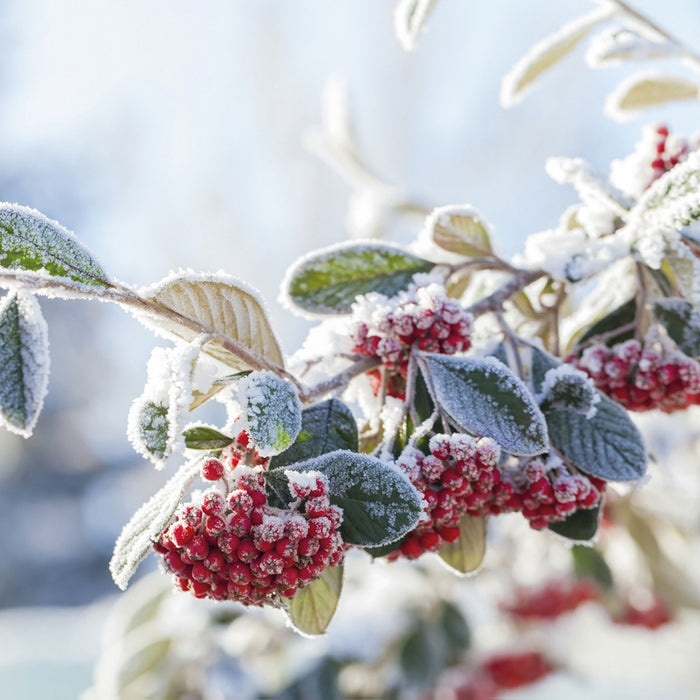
613 595 673 630
350 282 472 396
648 124 689 186
391 434 501 559
567 339 700 413
501 579 600 621
392 436 605 560
154 436 344 606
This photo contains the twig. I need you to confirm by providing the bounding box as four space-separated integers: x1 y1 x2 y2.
299 356 381 404
465 268 547 318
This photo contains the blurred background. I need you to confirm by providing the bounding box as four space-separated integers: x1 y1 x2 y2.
1 0 700 697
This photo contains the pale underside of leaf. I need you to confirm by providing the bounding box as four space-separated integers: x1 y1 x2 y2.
606 72 700 120
109 460 201 590
428 205 493 258
501 6 614 107
144 274 283 372
394 0 438 52
285 564 344 635
438 515 487 575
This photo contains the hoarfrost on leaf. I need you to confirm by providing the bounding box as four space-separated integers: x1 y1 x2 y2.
239 370 302 457
538 365 600 418
394 0 438 52
418 204 494 261
109 459 201 590
0 203 110 288
653 298 700 357
420 354 548 456
586 27 684 67
0 290 50 437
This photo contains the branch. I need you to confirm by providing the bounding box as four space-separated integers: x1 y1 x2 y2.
299 356 381 404
465 268 547 317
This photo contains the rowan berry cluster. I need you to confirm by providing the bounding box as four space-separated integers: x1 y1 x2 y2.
392 435 605 560
350 282 472 396
567 339 700 412
647 124 689 185
501 579 600 621
154 432 344 606
613 595 673 630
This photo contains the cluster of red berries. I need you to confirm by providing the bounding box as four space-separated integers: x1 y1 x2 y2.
154 431 344 606
567 339 700 412
350 283 472 396
501 579 600 621
392 436 605 559
613 595 673 630
647 124 689 187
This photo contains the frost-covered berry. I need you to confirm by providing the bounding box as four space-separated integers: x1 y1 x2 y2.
201 458 225 481
156 463 345 607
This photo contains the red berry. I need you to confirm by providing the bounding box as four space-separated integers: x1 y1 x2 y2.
201 458 225 481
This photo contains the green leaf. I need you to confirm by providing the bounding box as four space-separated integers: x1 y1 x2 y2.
274 450 423 547
109 460 201 590
399 620 442 689
0 291 49 437
283 242 434 315
576 298 637 347
439 601 471 653
0 203 110 286
571 544 613 590
183 426 233 451
654 298 700 357
531 346 647 482
241 371 302 457
548 502 601 541
285 564 343 635
270 398 358 469
419 354 548 456
427 205 493 258
438 515 487 575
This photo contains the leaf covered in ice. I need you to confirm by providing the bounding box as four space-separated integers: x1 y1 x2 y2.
500 6 613 107
141 272 284 372
394 0 438 52
422 205 493 258
270 398 358 469
538 365 600 417
605 71 700 121
419 354 548 456
285 564 344 636
110 459 201 590
240 371 302 457
269 450 423 547
531 346 646 482
653 298 700 357
438 514 487 575
0 203 110 287
282 241 434 315
0 290 50 437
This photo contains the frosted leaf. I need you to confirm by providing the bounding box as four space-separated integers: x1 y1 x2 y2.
605 72 700 121
239 370 301 457
109 459 201 590
500 5 614 108
586 27 684 67
539 365 600 418
0 203 110 287
127 343 200 469
182 425 233 451
0 290 49 437
269 398 358 469
419 204 493 259
394 0 438 52
662 245 700 307
438 514 486 576
623 150 700 270
285 564 344 636
530 346 646 482
653 298 700 357
281 241 434 316
274 450 423 547
137 271 284 372
420 354 548 456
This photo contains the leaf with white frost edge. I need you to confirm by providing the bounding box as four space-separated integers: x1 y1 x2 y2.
281 241 434 316
239 371 302 457
0 290 50 437
0 203 110 287
394 0 438 52
274 450 423 547
420 205 493 260
419 354 549 456
654 298 700 357
500 5 614 108
586 27 684 68
605 71 700 122
110 459 201 590
438 515 486 575
136 271 284 372
285 564 343 636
